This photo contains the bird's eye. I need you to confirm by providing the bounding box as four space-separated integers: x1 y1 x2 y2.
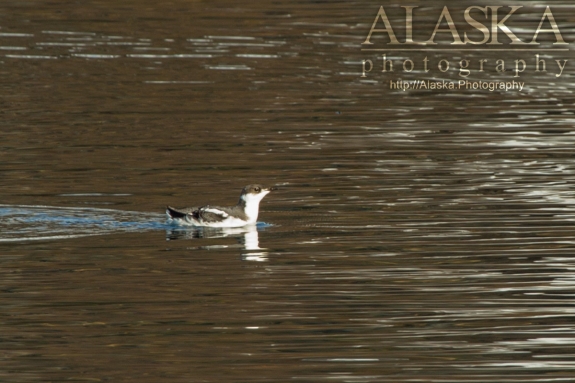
254 187 261 193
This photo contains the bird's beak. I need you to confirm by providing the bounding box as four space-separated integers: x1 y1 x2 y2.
267 186 278 192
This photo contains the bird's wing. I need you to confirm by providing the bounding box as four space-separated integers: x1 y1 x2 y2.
167 205 235 223
196 206 230 223
166 206 198 219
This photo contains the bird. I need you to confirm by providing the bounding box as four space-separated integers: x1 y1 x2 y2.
166 184 277 227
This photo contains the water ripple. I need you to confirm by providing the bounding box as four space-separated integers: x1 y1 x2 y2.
0 205 163 242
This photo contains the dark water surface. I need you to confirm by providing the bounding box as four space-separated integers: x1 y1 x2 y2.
1 1 575 382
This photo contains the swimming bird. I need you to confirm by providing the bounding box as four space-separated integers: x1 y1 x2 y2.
166 184 276 227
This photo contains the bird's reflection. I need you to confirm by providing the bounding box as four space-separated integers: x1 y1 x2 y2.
165 224 269 261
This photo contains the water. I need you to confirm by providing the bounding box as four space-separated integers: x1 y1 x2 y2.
1 1 575 382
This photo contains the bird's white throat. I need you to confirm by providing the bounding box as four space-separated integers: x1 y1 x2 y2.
241 190 270 222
